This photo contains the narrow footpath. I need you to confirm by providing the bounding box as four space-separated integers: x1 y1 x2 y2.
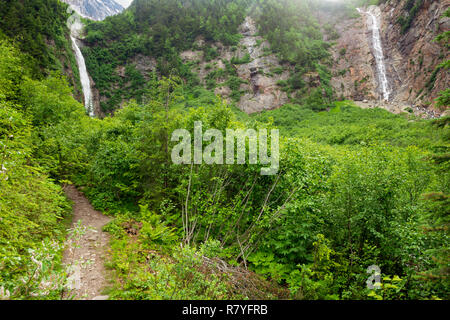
62 185 111 300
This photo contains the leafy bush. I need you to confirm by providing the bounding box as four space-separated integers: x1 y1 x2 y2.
397 0 424 34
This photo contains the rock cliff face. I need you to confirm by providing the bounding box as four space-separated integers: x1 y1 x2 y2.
86 1 448 117
324 0 449 117
234 17 290 113
180 17 290 114
323 11 377 102
382 0 449 111
62 0 124 21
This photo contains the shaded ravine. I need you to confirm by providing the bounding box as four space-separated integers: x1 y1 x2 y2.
62 185 111 300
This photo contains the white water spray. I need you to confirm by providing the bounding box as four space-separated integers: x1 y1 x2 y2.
68 11 94 117
357 6 390 101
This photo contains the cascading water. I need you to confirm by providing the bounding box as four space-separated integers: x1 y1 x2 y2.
69 19 94 117
357 6 390 101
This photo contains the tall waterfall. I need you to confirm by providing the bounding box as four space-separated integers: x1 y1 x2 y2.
358 6 390 101
69 20 94 117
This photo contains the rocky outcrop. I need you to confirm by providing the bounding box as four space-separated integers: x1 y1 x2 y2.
234 18 290 113
381 0 449 112
322 11 377 102
180 17 290 114
130 54 158 80
62 0 124 21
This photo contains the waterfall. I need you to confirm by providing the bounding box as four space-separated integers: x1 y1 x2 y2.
69 20 94 117
357 6 391 101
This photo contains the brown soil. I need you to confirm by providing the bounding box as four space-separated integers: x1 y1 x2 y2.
62 185 111 300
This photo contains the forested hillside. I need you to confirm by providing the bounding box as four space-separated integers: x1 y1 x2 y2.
0 0 448 301
82 0 337 113
0 37 83 298
82 0 251 111
0 0 82 97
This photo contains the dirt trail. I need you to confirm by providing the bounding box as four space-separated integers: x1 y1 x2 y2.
62 185 111 300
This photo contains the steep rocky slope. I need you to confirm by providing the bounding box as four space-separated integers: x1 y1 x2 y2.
323 0 449 116
180 17 291 113
382 0 448 111
84 15 300 115
84 14 327 116
82 0 448 117
62 0 124 21
0 0 84 101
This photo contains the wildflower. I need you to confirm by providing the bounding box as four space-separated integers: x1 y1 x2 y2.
0 286 10 300
0 164 7 181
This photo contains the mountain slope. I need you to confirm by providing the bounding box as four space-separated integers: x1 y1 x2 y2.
62 0 124 21
82 0 332 114
320 0 449 116
0 0 82 98
82 0 448 117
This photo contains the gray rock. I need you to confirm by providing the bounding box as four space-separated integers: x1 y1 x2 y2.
61 0 123 21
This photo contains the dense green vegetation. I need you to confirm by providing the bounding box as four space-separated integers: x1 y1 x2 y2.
313 0 384 20
0 39 80 299
0 0 448 301
51 85 449 300
0 0 82 100
251 102 448 147
255 0 333 106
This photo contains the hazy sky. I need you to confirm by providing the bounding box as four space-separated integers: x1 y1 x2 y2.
115 0 133 8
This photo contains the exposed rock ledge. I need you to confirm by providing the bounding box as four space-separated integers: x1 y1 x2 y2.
180 17 291 114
